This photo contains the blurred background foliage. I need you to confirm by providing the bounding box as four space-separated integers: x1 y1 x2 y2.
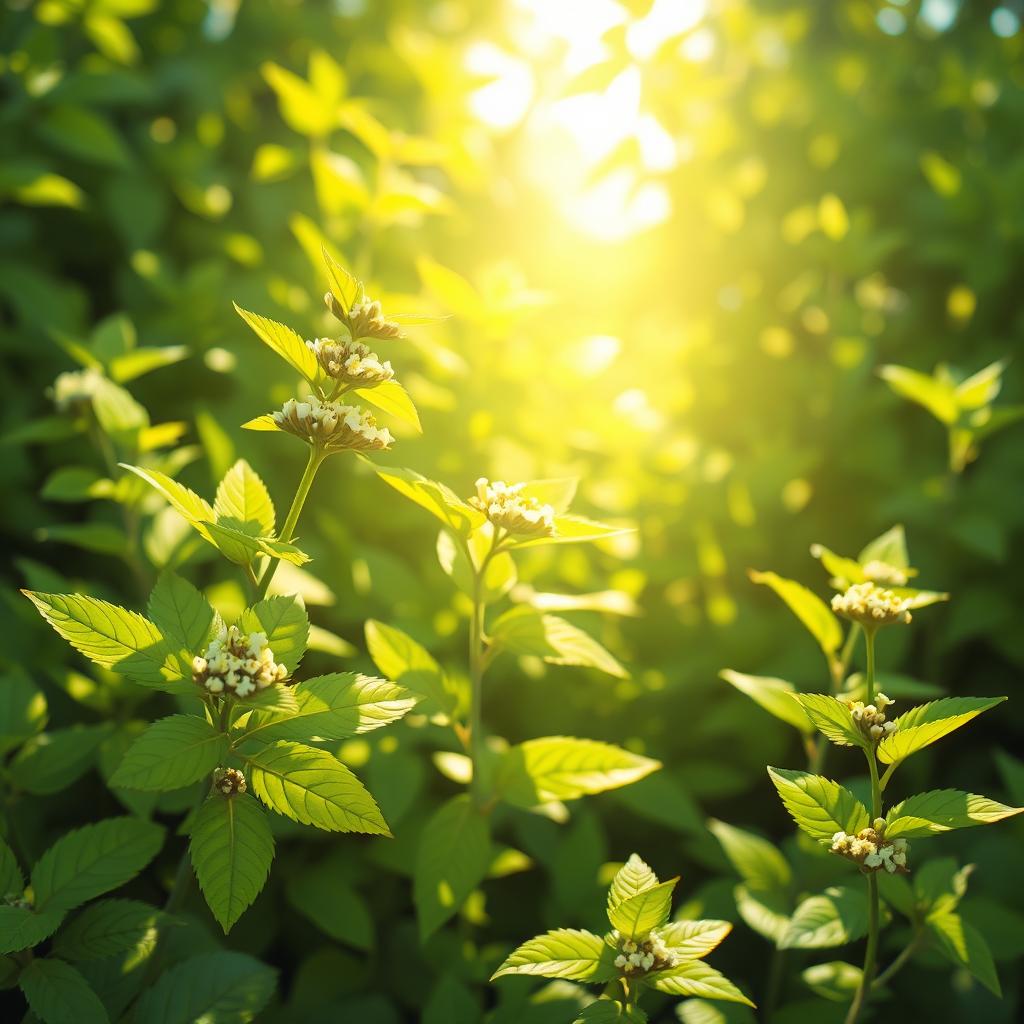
2 0 1024 1021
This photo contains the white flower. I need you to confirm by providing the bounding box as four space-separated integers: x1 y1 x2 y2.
831 582 912 627
306 338 395 386
273 396 393 452
862 560 909 587
468 478 556 537
193 625 287 699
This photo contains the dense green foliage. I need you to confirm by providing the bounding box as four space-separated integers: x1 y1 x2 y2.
2 1 1024 1022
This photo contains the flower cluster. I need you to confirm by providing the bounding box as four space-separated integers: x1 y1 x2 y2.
214 767 247 796
192 625 287 698
861 560 909 587
469 478 556 538
306 338 395 387
846 692 897 742
831 581 912 627
325 291 402 341
51 367 102 411
273 396 393 452
612 932 676 974
831 820 909 873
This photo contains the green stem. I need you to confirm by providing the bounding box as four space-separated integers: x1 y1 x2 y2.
763 945 785 1022
255 447 324 600
468 565 486 806
873 929 923 989
864 627 877 707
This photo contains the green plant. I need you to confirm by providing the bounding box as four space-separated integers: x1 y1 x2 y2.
722 528 1022 1023
491 852 752 1022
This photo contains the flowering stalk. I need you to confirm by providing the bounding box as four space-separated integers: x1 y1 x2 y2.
845 625 880 1024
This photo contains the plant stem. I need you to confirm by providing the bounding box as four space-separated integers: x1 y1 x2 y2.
468 564 486 806
763 945 785 1022
873 929 923 989
846 628 881 1024
255 447 324 600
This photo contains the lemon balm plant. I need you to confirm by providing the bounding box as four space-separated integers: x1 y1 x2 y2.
491 853 752 1022
369 447 660 938
721 529 1022 1022
11 251 426 1015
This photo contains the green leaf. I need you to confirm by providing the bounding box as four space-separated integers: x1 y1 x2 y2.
134 950 276 1023
914 858 972 916
38 104 130 168
733 885 791 944
574 1002 648 1024
414 794 491 939
792 694 865 749
245 740 389 834
190 793 274 934
147 573 214 653
955 359 1005 409
607 878 677 938
879 364 958 424
233 303 319 383
0 905 65 955
766 767 869 844
365 619 454 713
23 591 187 692
779 887 868 949
498 737 660 804
858 525 910 570
108 345 188 383
19 956 109 1024
0 836 22 894
238 596 309 674
437 528 517 603
801 961 863 1003
748 570 842 660
513 513 633 548
8 724 110 795
810 543 866 587
31 817 165 915
110 715 227 791
120 465 215 529
214 459 276 537
52 899 160 963
877 697 1006 766
719 670 812 734
355 379 422 433
242 672 417 744
707 819 791 892
0 667 48 756
654 919 732 960
373 464 485 536
608 853 659 909
884 790 1023 839
647 960 755 1006
519 478 578 513
927 907 1001 996
490 607 628 678
285 857 372 950
491 928 615 982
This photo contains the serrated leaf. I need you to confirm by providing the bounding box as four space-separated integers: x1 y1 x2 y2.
146 573 214 653
654 919 732 960
498 737 660 804
134 950 276 1024
242 672 417 744
31 817 165 915
877 696 1006 766
491 928 616 982
748 570 841 659
779 887 868 949
214 459 276 536
52 899 160 963
884 790 1023 839
120 465 215 531
245 740 389 834
365 619 454 714
0 905 65 955
285 856 372 950
0 836 22 894
608 878 677 938
19 956 109 1024
707 819 791 893
767 767 869 844
373 464 485 535
23 591 187 692
190 793 274 934
647 960 754 1006
355 379 422 432
490 607 628 678
574 1002 647 1024
608 853 659 910
414 794 491 939
927 907 1001 996
239 596 309 674
233 303 319 383
792 693 865 749
111 715 226 791
719 670 812 734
